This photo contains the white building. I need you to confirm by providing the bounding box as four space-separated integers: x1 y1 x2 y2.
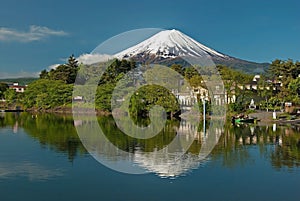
9 83 27 93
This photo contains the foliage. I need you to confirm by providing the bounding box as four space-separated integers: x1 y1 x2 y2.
95 83 116 111
184 66 199 80
228 102 244 113
99 59 136 84
39 69 49 79
188 75 204 88
3 88 17 105
0 83 8 99
268 59 300 102
1 112 86 162
98 115 180 153
269 59 300 79
129 84 180 117
289 77 300 96
170 64 185 76
40 54 79 84
21 56 300 114
23 79 73 109
256 74 274 101
218 65 253 112
198 99 211 114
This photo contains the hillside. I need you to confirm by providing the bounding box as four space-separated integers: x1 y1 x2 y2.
0 77 38 85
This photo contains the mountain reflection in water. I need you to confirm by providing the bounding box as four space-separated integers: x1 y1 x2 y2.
1 112 300 178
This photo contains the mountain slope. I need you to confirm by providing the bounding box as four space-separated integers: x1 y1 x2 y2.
115 29 269 74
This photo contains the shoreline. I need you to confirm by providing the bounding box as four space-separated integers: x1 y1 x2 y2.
25 107 112 116
9 108 300 125
249 111 300 125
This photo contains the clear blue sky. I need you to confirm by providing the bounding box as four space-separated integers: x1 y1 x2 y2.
0 0 299 78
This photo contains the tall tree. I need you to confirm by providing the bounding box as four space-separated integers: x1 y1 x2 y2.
99 59 136 85
66 54 79 69
0 83 8 99
48 54 79 84
39 54 79 84
269 59 300 79
269 59 300 102
39 69 49 79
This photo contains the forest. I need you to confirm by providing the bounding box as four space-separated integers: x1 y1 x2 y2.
1 55 300 116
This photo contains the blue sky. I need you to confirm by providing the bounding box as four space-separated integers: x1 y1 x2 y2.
0 0 299 78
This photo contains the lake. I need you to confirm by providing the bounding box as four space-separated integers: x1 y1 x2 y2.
0 112 300 201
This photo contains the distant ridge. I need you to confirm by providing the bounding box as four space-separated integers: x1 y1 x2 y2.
0 77 37 85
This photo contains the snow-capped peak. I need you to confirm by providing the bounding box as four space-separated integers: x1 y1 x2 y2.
115 29 226 59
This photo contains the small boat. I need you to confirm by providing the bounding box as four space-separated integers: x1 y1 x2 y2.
235 118 255 123
232 114 256 124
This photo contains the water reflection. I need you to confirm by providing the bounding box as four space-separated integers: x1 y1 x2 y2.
74 115 225 177
0 162 64 181
1 112 300 178
0 112 86 162
213 122 300 170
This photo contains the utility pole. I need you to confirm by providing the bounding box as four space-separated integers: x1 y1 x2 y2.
203 98 206 136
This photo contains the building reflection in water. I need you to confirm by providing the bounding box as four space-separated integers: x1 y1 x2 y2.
74 116 225 178
2 112 300 178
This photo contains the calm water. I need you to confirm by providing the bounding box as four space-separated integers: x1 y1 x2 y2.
0 112 300 201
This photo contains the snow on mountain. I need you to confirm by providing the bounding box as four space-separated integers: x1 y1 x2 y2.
115 29 227 59
114 29 269 74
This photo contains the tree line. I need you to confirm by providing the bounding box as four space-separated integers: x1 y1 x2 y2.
2 55 300 115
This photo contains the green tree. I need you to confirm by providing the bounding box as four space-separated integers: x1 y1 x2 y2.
184 66 199 80
40 54 79 84
289 77 300 96
23 79 73 109
129 84 180 117
218 65 253 112
288 77 300 104
4 88 17 105
99 59 135 85
188 75 204 88
269 59 300 103
0 83 8 99
67 54 79 69
170 64 185 76
49 64 78 84
269 59 300 79
95 83 116 111
39 69 49 79
257 75 274 110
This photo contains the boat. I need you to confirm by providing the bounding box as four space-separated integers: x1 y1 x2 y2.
231 114 256 124
235 118 255 123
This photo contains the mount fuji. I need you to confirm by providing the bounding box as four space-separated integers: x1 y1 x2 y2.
115 29 269 74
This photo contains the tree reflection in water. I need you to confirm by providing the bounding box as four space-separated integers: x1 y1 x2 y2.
1 112 300 176
0 112 86 162
214 122 300 170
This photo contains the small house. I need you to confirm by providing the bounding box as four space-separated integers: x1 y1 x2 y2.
9 83 27 93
